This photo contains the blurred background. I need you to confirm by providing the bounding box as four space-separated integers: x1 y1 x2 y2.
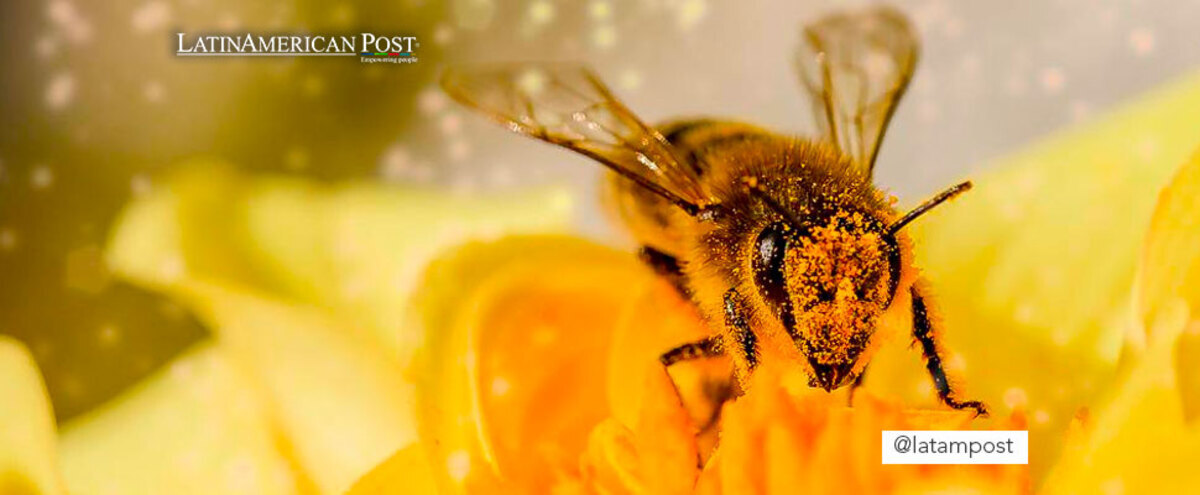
2 0 1200 422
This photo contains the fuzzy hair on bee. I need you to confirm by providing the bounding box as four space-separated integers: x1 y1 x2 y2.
676 135 913 387
441 5 987 415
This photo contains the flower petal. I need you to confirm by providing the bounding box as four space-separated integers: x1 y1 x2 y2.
706 364 1028 495
1132 145 1200 419
410 235 657 492
1040 144 1200 494
631 367 700 494
0 336 66 495
1041 320 1200 494
105 164 577 493
917 70 1200 365
1138 148 1200 337
606 278 721 432
565 352 704 495
59 343 302 495
107 162 575 362
1176 324 1200 421
175 282 417 495
344 444 437 495
576 419 645 494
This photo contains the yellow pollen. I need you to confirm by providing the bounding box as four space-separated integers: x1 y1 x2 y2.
782 210 888 364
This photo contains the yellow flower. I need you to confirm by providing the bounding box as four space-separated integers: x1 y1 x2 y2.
348 234 1031 494
6 70 1200 495
1038 145 1200 493
0 164 574 495
700 373 1027 495
347 70 1200 494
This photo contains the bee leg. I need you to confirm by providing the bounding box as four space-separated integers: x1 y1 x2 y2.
910 286 988 416
656 288 757 372
659 335 723 367
724 288 759 371
638 246 692 298
658 335 726 466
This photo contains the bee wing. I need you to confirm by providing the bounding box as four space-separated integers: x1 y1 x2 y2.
442 64 716 213
795 6 918 177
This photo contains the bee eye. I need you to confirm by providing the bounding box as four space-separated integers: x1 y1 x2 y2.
752 222 794 320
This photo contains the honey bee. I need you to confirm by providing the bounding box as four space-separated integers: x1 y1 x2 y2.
442 6 986 414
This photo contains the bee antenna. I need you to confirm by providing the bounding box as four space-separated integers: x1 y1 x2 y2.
742 178 807 231
887 181 972 235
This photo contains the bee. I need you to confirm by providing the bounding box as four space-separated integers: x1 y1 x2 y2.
442 6 986 414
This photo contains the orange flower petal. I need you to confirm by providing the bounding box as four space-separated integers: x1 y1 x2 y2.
693 450 723 495
562 341 705 495
631 367 700 495
576 419 644 494
606 278 724 432
411 235 657 492
703 364 1029 495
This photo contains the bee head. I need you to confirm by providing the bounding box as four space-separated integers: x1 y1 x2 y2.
753 210 894 391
